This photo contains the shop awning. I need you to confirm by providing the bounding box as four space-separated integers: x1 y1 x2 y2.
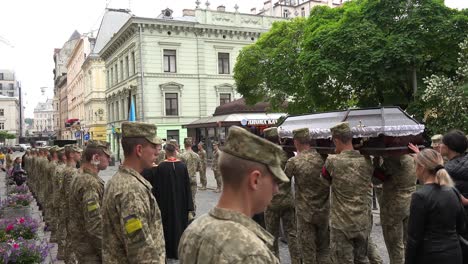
183 113 286 129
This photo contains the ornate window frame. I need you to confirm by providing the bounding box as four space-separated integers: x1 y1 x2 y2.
160 82 184 116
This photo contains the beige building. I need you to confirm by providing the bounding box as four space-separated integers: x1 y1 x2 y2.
0 95 20 144
255 0 342 18
66 35 92 140
53 31 81 139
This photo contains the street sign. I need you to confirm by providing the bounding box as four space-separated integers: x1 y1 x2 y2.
84 133 90 141
75 131 81 139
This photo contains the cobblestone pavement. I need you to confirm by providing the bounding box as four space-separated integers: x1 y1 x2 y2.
99 162 390 264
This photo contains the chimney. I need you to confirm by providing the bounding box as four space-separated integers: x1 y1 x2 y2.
217 5 226 12
251 7 257 14
183 9 195 16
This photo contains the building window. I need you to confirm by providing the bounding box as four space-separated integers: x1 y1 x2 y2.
165 93 178 116
0 123 4 130
8 84 13 89
115 100 120 120
220 93 231 105
115 64 119 83
283 9 289 18
8 92 13 97
125 56 129 78
163 49 177 73
0 109 3 116
0 84 2 90
301 7 305 17
0 73 3 80
131 51 136 75
120 60 124 81
218 53 230 74
167 130 179 144
110 67 114 86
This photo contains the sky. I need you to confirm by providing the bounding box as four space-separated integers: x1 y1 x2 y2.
0 0 466 118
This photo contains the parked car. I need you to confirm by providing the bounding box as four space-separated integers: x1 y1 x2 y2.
19 144 30 150
12 144 25 152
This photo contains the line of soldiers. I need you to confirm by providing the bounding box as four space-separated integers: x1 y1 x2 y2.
25 144 83 263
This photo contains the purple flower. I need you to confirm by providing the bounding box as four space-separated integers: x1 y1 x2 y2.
0 238 51 263
0 217 39 242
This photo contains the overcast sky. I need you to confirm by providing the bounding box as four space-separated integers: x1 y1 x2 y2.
0 0 466 118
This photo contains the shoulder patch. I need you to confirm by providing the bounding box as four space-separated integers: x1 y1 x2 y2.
124 214 143 234
87 200 99 212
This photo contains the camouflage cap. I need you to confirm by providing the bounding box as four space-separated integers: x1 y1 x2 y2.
330 122 351 137
431 134 443 147
293 128 310 140
168 139 178 145
121 121 162 145
221 126 289 183
263 127 278 138
86 140 111 156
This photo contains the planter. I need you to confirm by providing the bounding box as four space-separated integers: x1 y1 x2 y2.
0 206 32 219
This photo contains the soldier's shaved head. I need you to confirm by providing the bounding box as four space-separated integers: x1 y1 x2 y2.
218 151 271 188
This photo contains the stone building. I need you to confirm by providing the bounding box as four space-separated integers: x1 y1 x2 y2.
0 95 20 144
53 31 81 139
254 0 342 18
99 4 284 157
32 99 54 137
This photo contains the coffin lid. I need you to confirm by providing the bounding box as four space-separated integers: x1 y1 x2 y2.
277 107 424 139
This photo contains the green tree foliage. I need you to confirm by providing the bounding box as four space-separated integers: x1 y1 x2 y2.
234 0 468 114
0 131 16 143
415 37 468 134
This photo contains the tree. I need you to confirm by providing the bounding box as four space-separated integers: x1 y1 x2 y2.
234 0 468 113
234 18 307 113
414 37 468 134
0 131 16 143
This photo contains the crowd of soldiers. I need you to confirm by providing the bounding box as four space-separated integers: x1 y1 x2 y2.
20 119 451 264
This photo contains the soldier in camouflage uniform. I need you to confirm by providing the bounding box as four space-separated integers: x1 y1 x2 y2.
38 148 49 216
69 141 111 263
373 155 416 264
102 122 166 263
286 128 330 264
178 126 289 264
321 122 373 264
263 127 301 264
198 142 207 190
181 138 201 212
60 145 82 263
53 147 67 259
45 146 60 241
212 142 222 193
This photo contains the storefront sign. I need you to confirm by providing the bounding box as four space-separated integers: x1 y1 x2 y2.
247 119 277 126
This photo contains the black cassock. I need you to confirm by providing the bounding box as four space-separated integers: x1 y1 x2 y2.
142 159 194 259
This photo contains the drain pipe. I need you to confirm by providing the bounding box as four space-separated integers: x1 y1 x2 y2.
138 23 145 122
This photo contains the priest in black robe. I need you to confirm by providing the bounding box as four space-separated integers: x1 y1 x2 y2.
142 143 194 259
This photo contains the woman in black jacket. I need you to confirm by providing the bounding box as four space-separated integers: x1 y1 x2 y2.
441 130 468 197
406 149 465 264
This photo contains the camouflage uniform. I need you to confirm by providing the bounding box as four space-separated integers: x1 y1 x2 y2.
179 126 289 264
69 167 105 263
180 144 201 212
286 146 330 264
212 146 222 190
102 122 165 263
179 207 279 264
53 160 67 259
323 150 373 264
61 164 79 263
198 147 207 189
263 127 300 264
379 155 416 264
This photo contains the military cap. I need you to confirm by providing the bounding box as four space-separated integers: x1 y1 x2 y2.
198 141 204 146
121 121 162 145
263 127 279 138
168 139 178 145
184 137 193 146
86 140 111 156
330 122 351 137
293 128 310 140
221 126 289 183
431 134 443 147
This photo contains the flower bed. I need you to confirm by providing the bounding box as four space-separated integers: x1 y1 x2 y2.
6 185 29 195
1 194 33 208
0 238 51 264
0 217 39 242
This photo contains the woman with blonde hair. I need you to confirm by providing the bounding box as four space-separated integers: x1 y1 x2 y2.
405 149 465 264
